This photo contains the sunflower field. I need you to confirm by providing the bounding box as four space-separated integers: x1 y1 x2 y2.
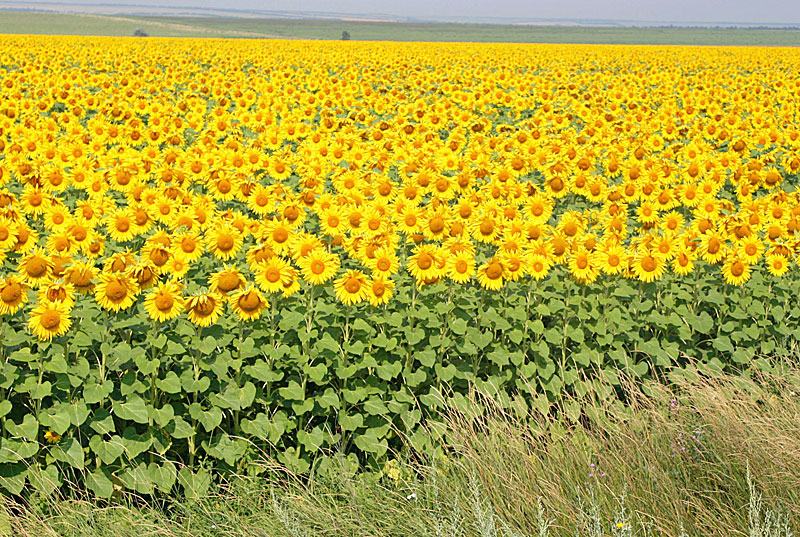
0 35 799 498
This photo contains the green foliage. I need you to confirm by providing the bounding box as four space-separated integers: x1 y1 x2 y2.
0 265 798 497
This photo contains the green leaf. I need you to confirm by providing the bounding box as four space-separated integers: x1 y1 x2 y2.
416 349 436 367
0 463 27 494
279 380 305 401
147 461 177 493
713 335 734 354
28 465 61 496
121 427 153 459
52 438 84 469
188 404 223 432
89 435 125 465
156 371 182 394
178 468 211 501
113 396 150 424
83 381 113 404
5 414 38 441
167 416 195 439
44 354 69 374
86 468 114 499
89 408 116 435
0 438 38 463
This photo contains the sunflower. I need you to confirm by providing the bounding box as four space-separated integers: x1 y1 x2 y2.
476 258 506 291
127 261 160 290
255 256 294 293
722 255 752 286
230 286 266 321
263 219 293 255
697 231 728 265
185 292 224 327
172 231 204 263
64 261 97 294
209 265 245 296
205 222 243 261
631 251 666 283
95 272 139 312
367 276 394 306
0 217 18 250
280 267 302 297
568 248 601 283
671 249 696 276
38 281 76 310
144 281 185 322
737 236 764 264
766 253 789 277
318 207 347 237
446 251 475 284
106 209 137 242
598 244 627 275
298 249 340 285
28 301 72 341
366 246 400 278
528 254 552 280
407 245 443 281
18 248 52 287
334 270 368 306
164 256 191 280
0 276 29 315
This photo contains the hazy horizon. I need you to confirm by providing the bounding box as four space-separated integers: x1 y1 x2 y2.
2 0 799 25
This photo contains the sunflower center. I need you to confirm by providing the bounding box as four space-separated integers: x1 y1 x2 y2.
745 244 757 256
372 282 385 296
26 258 47 278
577 257 588 270
155 294 174 312
238 292 261 312
455 260 468 273
731 262 745 277
1 283 21 303
218 179 231 194
41 310 61 330
218 273 241 291
429 217 445 233
345 277 361 294
195 299 216 316
116 220 130 233
486 262 503 280
273 228 288 243
479 220 494 236
707 238 721 255
310 260 326 275
150 248 169 267
47 288 67 302
54 237 69 252
642 256 657 272
417 253 433 270
217 234 234 252
265 267 281 283
608 254 620 267
106 281 127 301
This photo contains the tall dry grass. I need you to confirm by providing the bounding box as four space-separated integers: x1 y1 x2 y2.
2 360 798 537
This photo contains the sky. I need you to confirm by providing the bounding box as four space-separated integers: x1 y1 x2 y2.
10 0 800 24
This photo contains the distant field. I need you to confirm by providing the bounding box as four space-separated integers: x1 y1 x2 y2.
1 10 800 44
